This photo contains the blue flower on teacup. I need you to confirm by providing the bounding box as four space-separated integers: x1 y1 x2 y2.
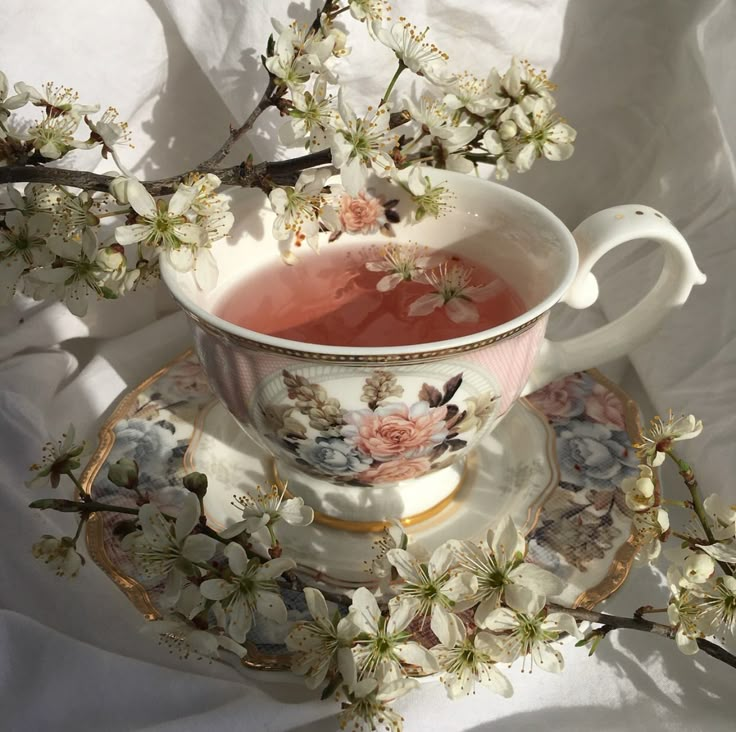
296 436 372 476
555 421 638 489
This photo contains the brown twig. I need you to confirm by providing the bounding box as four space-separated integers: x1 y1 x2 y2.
549 603 736 670
199 76 278 169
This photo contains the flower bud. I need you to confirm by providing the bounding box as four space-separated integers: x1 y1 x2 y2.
109 176 133 205
498 120 518 140
183 471 208 499
108 458 139 490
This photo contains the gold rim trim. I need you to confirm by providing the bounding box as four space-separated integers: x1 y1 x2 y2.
572 367 642 610
186 310 543 364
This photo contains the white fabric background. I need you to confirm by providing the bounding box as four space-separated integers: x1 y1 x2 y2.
1 1 734 730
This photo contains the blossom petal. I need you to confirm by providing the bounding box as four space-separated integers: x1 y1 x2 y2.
172 223 206 246
224 542 249 575
168 184 197 217
228 598 254 643
256 591 288 624
532 641 564 673
181 534 217 563
395 642 439 674
430 605 463 647
408 293 444 317
258 556 297 579
349 587 381 634
428 543 456 579
115 223 152 246
376 272 404 292
199 578 234 601
386 548 422 584
193 248 219 291
126 179 157 218
387 596 418 634
175 493 201 541
304 587 329 621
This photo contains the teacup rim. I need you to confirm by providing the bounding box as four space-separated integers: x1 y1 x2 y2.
161 169 578 357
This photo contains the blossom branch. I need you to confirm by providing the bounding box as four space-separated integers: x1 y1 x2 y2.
550 603 736 670
199 76 278 169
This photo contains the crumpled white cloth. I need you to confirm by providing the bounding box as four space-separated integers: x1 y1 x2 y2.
1 1 734 730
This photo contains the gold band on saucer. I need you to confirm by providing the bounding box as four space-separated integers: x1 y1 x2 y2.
270 460 469 534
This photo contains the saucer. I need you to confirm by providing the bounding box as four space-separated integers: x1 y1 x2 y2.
83 351 642 670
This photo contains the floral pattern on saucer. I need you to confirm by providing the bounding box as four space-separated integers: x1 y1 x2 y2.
526 373 639 598
84 353 640 668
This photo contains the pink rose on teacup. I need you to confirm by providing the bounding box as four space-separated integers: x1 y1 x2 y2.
360 457 432 484
342 402 448 460
528 374 586 419
339 191 385 234
585 383 625 430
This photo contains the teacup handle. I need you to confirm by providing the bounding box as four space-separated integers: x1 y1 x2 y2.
522 204 706 395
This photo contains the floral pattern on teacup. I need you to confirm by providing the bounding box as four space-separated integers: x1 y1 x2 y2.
261 369 498 486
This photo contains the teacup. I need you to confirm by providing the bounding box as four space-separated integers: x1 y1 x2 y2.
161 168 705 527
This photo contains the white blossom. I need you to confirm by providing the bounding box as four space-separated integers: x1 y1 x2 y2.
0 209 53 303
122 493 217 605
30 230 130 316
142 613 247 660
265 21 335 90
696 576 736 642
338 677 416 732
480 592 581 673
348 0 390 29
32 535 84 578
432 623 513 699
666 546 716 589
450 516 564 629
393 166 453 221
199 542 295 644
268 167 336 256
14 81 99 117
408 262 502 324
374 22 452 85
25 424 85 490
667 574 704 656
631 505 669 565
387 543 476 647
25 113 91 160
279 76 335 151
636 412 703 467
220 483 314 538
0 70 29 136
443 72 507 116
703 493 736 541
285 587 358 689
405 96 462 141
115 178 204 251
364 242 437 292
331 91 397 195
348 586 439 683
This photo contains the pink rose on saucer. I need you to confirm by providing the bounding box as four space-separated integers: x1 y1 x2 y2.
528 374 586 419
342 402 448 460
585 384 625 430
361 457 432 484
339 191 385 234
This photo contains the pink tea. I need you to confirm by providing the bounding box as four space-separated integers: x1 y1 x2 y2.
214 244 526 347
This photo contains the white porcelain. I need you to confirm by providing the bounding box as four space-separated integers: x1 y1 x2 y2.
161 169 705 524
193 396 559 590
